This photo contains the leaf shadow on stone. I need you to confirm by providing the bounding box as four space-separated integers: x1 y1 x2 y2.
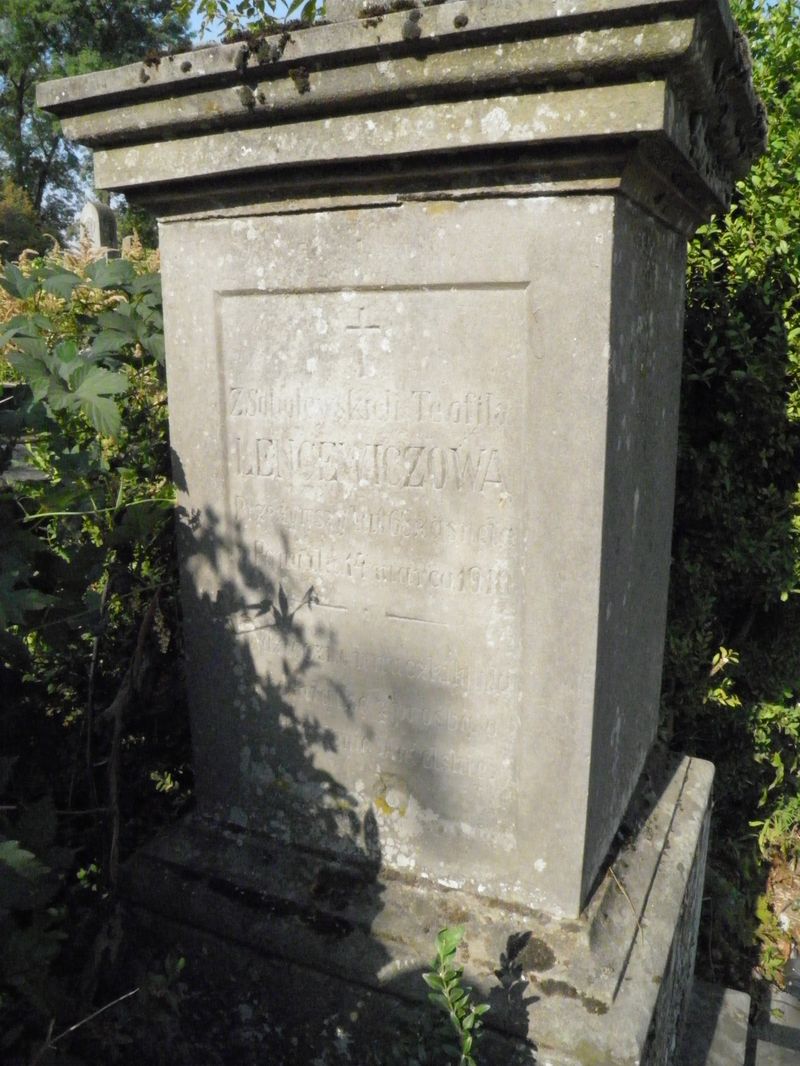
489 932 541 1041
103 490 539 1064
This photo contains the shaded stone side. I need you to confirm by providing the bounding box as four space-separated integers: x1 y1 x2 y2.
643 790 712 1066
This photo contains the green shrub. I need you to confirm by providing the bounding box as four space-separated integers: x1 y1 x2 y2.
665 0 800 984
0 179 50 262
0 244 189 1059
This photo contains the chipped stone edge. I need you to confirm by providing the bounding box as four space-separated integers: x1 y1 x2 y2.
36 0 710 112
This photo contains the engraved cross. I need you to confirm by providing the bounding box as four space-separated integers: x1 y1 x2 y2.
345 305 381 378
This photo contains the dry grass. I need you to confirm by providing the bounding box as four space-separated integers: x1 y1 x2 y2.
1 234 160 378
765 854 800 979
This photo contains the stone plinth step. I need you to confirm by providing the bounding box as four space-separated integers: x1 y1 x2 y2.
678 979 750 1065
756 1045 800 1065
755 990 800 1065
678 981 800 1065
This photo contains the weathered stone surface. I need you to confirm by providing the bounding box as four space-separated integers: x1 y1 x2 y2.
679 981 751 1065
756 1041 800 1066
756 990 800 1065
89 81 695 199
49 23 700 151
37 0 765 228
327 0 365 19
36 0 761 921
125 755 714 1064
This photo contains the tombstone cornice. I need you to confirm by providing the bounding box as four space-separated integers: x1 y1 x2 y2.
37 0 765 228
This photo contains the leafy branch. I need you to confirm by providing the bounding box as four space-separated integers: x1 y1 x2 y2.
173 0 325 38
422 927 489 1066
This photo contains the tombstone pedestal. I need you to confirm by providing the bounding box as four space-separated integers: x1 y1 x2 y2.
39 2 763 1061
124 751 713 1064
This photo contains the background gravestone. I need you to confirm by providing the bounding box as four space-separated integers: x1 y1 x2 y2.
39 2 765 1061
78 199 117 252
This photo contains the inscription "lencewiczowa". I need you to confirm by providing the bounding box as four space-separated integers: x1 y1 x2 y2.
234 437 506 492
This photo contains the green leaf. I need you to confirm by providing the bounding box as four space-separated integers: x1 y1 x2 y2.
52 364 129 436
144 333 166 364
84 394 121 436
46 378 75 411
5 352 51 402
110 497 173 545
91 329 133 355
130 272 161 297
41 271 83 300
54 340 79 364
436 926 465 958
1 263 37 300
0 584 55 625
427 992 450 1010
86 257 136 290
0 839 48 880
53 340 81 382
0 313 50 346
97 308 137 335
11 335 49 362
73 365 129 399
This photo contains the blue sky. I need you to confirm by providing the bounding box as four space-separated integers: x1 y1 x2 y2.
188 1 296 42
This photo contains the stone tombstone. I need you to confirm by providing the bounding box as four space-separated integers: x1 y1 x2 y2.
38 2 764 1061
78 199 118 251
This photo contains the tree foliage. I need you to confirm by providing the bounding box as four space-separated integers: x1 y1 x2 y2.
0 177 50 261
0 1 190 238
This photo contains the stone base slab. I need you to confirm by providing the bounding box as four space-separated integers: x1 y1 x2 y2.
123 754 712 1065
678 980 751 1066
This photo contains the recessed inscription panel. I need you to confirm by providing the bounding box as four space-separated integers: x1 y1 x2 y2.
217 286 526 867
